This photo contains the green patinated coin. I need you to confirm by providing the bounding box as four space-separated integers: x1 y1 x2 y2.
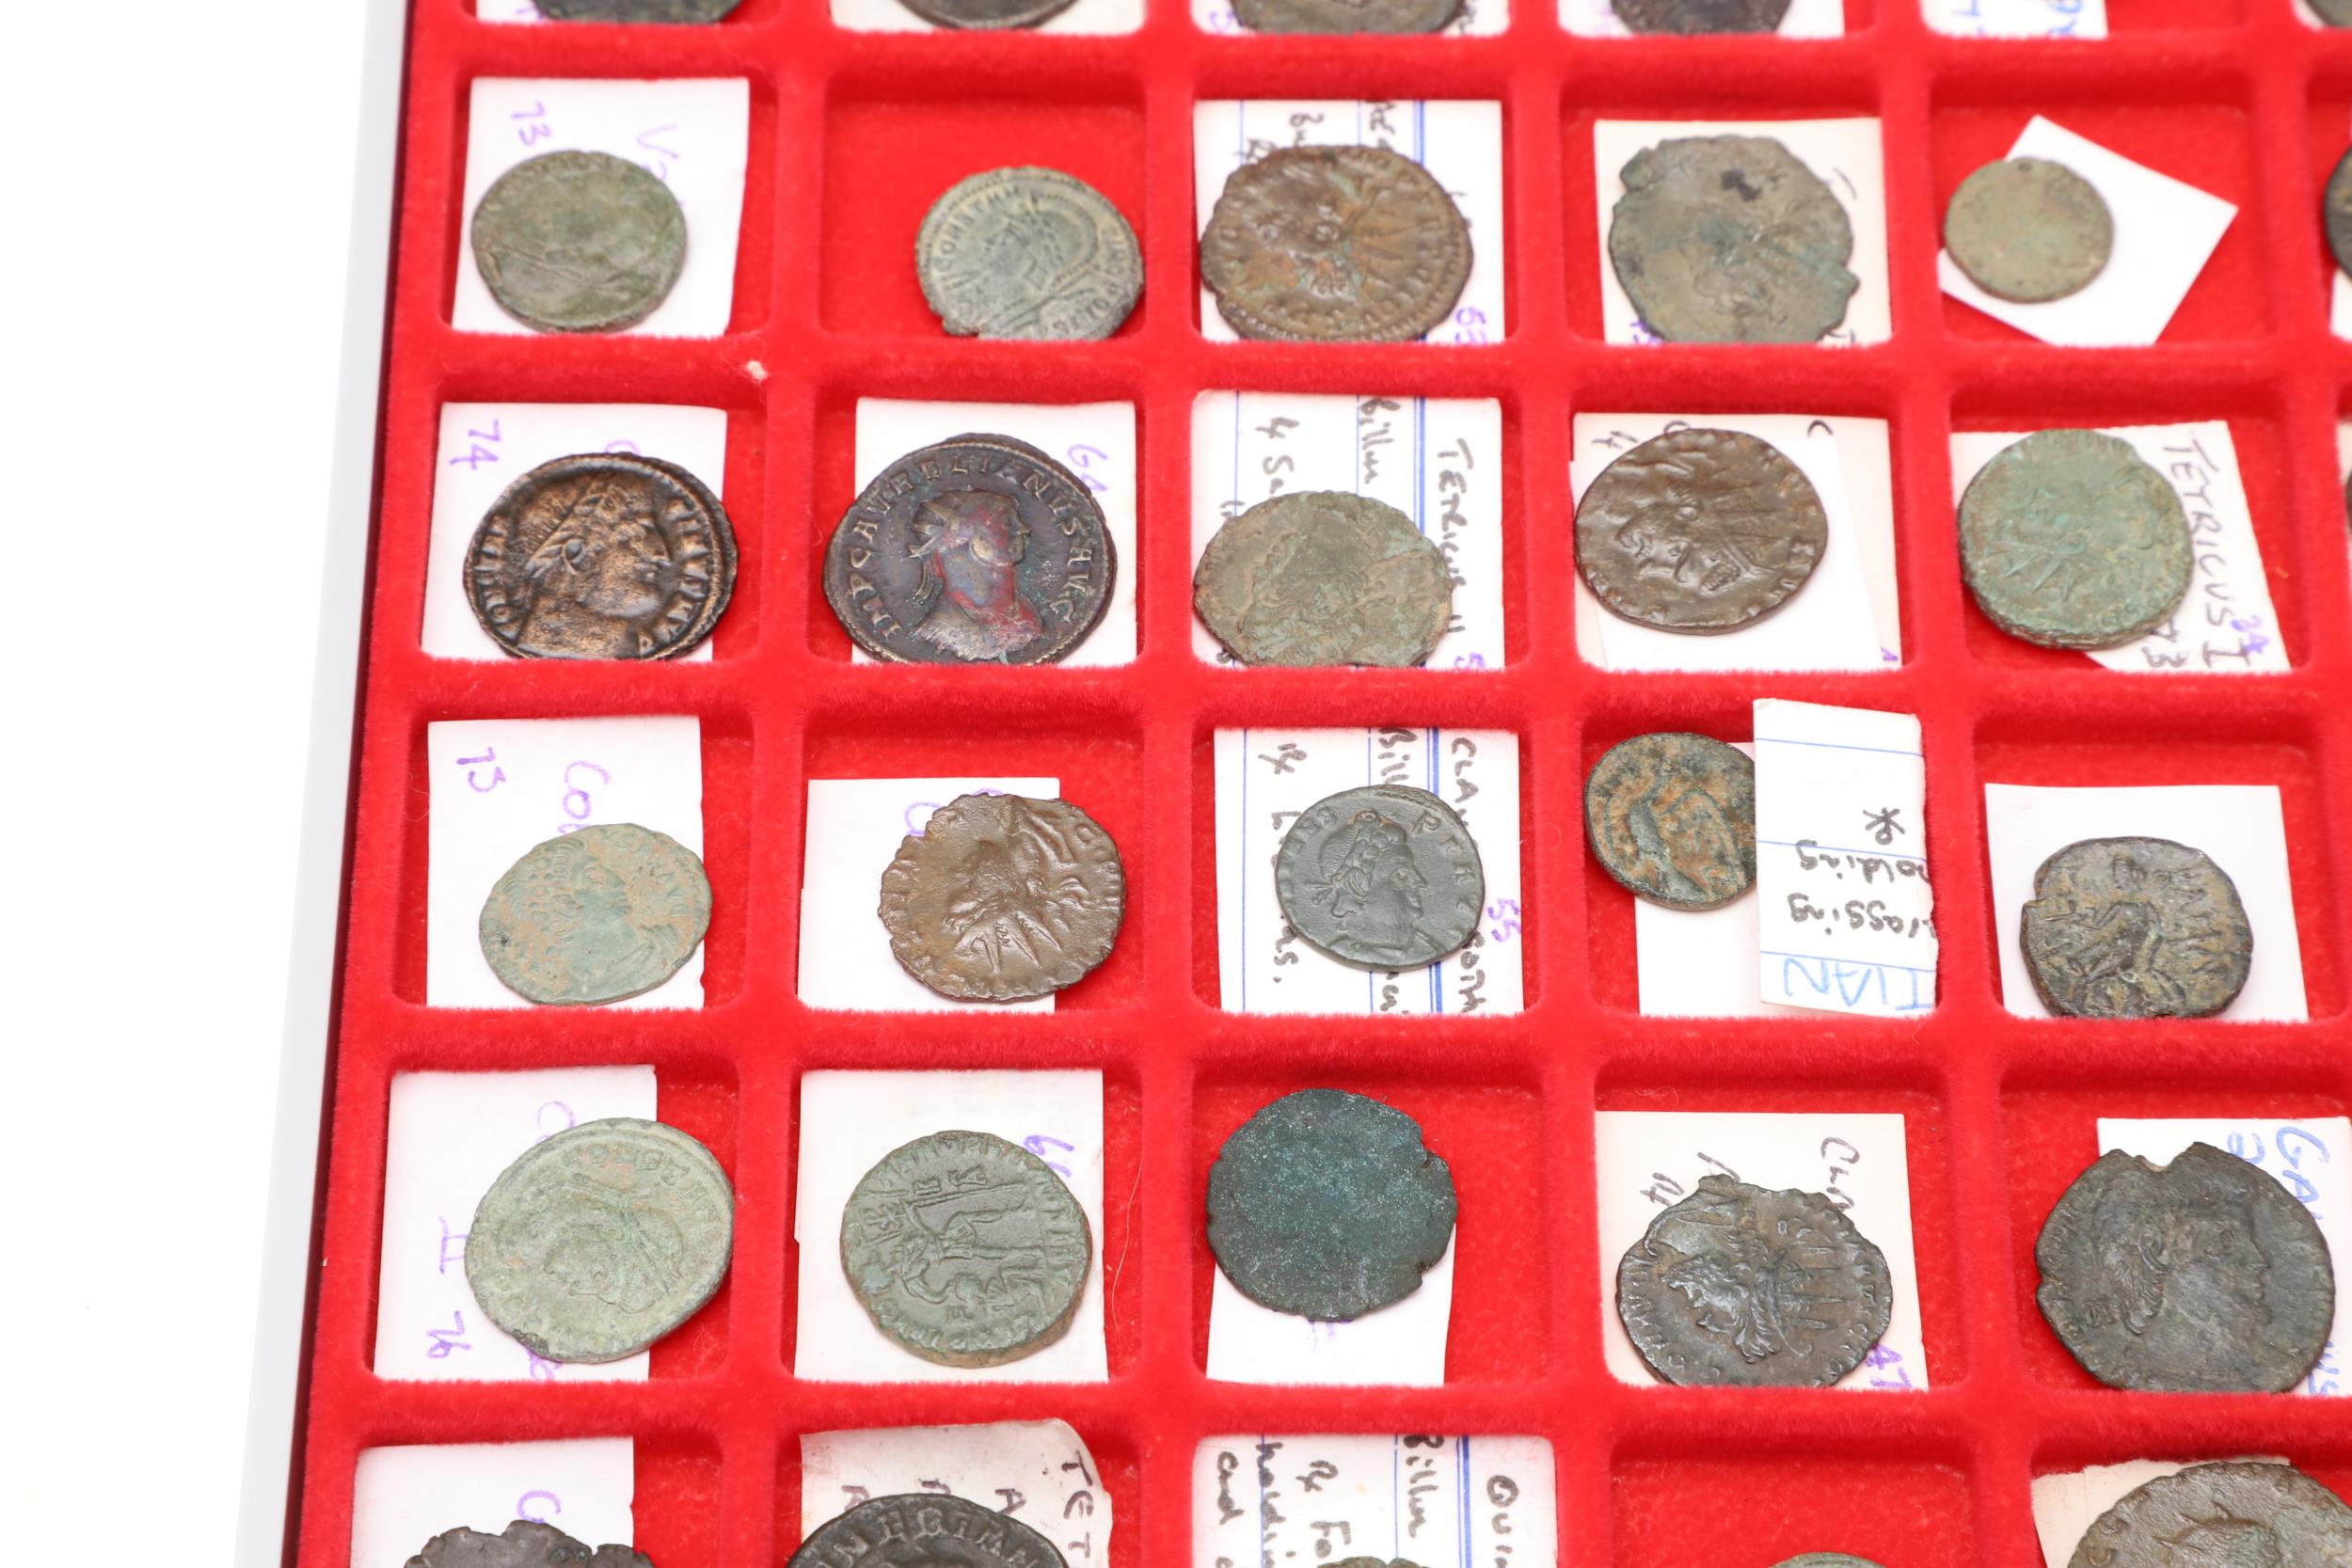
538 0 742 17
1276 784 1484 969
405 1519 653 1568
1193 491 1454 668
478 822 711 1006
1232 0 1459 31
1207 1088 1457 1322
1958 429 2192 650
470 150 688 333
1945 156 2113 304
916 167 1141 341
1584 733 1755 911
2069 1463 2352 1568
1611 0 1788 30
2020 836 2252 1020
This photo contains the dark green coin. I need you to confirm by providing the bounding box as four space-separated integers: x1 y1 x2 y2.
538 0 742 17
1193 492 1454 668
1611 0 1788 31
1945 156 2113 304
2020 836 2252 1020
2325 149 2352 281
1583 733 1755 911
470 150 688 333
1232 0 1458 30
1275 784 1484 969
478 822 711 1006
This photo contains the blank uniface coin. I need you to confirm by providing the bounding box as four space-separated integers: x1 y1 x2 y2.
916 166 1141 341
1583 733 1756 911
2068 1462 2352 1568
470 150 688 333
2019 836 2252 1020
1276 784 1484 970
1944 156 2114 304
1232 0 1459 30
477 823 712 1006
1192 491 1454 668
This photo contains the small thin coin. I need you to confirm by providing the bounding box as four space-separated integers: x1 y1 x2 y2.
2069 1462 2352 1568
1276 784 1483 970
2325 150 2352 280
1616 1174 1893 1387
1583 733 1756 911
1193 491 1454 667
916 167 1141 341
1612 0 1789 31
466 1117 733 1364
538 0 741 17
2037 1141 2333 1393
1206 1088 1457 1322
790 1497 1070 1568
1944 156 2114 304
1958 428 2192 650
1574 427 1829 634
470 150 688 333
1201 146 1472 342
2020 836 2252 1020
894 0 1080 24
1232 0 1458 30
405 1519 653 1568
478 823 711 1006
841 1130 1092 1367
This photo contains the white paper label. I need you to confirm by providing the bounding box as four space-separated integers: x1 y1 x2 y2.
1923 0 2105 36
1192 1435 1557 1568
801 1421 1112 1564
351 1439 634 1568
1207 1237 1456 1386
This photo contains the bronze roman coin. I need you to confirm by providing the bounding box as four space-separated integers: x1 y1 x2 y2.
2312 0 2352 24
538 0 742 17
1276 784 1484 970
1193 491 1454 667
478 823 712 1006
470 150 688 334
1944 156 2114 305
1612 0 1789 31
2069 1462 2352 1568
2325 149 2352 280
916 166 1142 341
894 0 1080 24
1233 0 1459 30
789 1497 1070 1568
1583 733 1756 911
2019 836 2253 1020
405 1519 653 1568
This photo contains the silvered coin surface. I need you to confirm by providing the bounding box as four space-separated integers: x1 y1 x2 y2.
1612 0 1788 30
538 0 742 17
1275 784 1483 969
1574 427 1829 634
1944 157 2113 305
470 150 688 334
1232 0 1458 30
840 1131 1091 1367
1201 146 1473 342
1192 491 1453 668
895 0 1080 24
1616 1174 1893 1387
790 1496 1070 1568
466 1117 733 1364
2020 836 2252 1021
1583 733 1755 911
2326 150 2352 280
405 1519 652 1568
478 823 711 1006
2068 1462 2352 1568
916 167 1141 341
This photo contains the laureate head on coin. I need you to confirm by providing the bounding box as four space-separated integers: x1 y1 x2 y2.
1193 492 1454 667
1232 0 1458 31
790 1496 1071 1568
2020 836 2252 1021
2068 1461 2352 1568
1583 733 1756 911
1611 0 1788 31
824 436 1114 665
1201 145 1472 342
470 150 689 334
478 823 712 1006
405 1519 654 1568
1276 784 1483 970
466 1117 733 1364
840 1130 1092 1367
538 0 742 17
917 167 1141 341
1944 156 2113 305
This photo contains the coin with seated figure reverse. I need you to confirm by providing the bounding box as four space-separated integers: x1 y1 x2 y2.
1611 0 1788 31
2037 1141 2332 1394
405 1519 654 1568
841 1130 1092 1367
2019 836 2251 1020
2069 1462 2352 1568
916 166 1141 341
466 1117 733 1364
1200 145 1472 342
470 150 688 333
1616 1174 1893 1387
1276 784 1484 970
1574 427 1829 635
1232 0 1458 31
1944 156 2113 304
537 0 742 18
1583 733 1756 911
1193 492 1454 667
1207 1088 1457 1322
893 0 1080 24
789 1496 1071 1568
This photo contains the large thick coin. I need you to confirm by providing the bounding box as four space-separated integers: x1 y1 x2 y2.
405 1519 653 1568
823 436 1114 665
538 0 742 18
1616 1174 1893 1387
470 150 688 334
2069 1462 2352 1568
2326 150 2352 280
1944 156 2113 305
2037 1142 2332 1393
1958 429 2192 650
1612 0 1788 30
466 452 737 660
1233 0 1458 30
1609 135 1857 344
916 167 1141 341
790 1496 1070 1568
2020 836 2251 1020
1574 427 1828 634
466 1117 733 1363
477 823 711 1006
879 793 1125 1002
1583 733 1755 911
1207 1088 1457 1321
894 0 1080 24
1192 491 1453 667
841 1130 1092 1367
1201 146 1472 342
1276 784 1484 969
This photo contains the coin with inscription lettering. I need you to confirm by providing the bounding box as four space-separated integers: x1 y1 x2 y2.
1276 784 1484 970
1611 0 1788 31
478 823 711 1006
894 0 1081 24
1574 427 1828 635
1193 492 1454 667
2036 1142 2332 1393
406 1519 654 1568
916 167 1141 341
1608 135 1857 344
1208 1088 1457 1322
1944 157 2113 305
2068 1462 2352 1568
790 1496 1070 1568
466 1117 733 1364
2325 150 2352 280
470 150 688 334
842 1132 1092 1367
2019 836 2252 1020
1616 1174 1892 1387
538 0 742 19
1958 429 2192 650
1232 0 1458 31
1583 733 1755 911
1201 146 1472 342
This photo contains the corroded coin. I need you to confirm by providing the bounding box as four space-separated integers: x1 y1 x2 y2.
1201 146 1473 342
894 0 1080 24
466 1117 733 1363
790 1496 1070 1568
916 167 1141 341
1276 784 1484 969
1944 157 2113 305
1574 427 1829 634
2021 836 2251 1021
2326 150 2352 280
1232 0 1458 31
1769 1559 1887 1568
1193 492 1454 667
2313 0 2352 24
2068 1462 2352 1568
879 793 1125 1002
1612 0 1789 31
466 453 737 660
538 0 741 18
478 823 711 1006
824 436 1114 665
841 1130 1092 1367
405 1519 653 1568
1958 429 2192 650
1583 733 1755 911
1616 1174 1893 1387
1609 135 1858 344
1207 1088 1457 1322
470 150 688 333
2037 1142 2332 1393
